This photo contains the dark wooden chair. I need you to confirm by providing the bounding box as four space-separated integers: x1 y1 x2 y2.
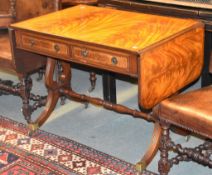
0 0 60 122
153 56 212 174
0 0 16 29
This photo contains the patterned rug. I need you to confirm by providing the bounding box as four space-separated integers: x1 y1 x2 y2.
0 116 156 175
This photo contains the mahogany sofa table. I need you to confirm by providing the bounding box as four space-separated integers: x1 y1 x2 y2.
10 5 204 172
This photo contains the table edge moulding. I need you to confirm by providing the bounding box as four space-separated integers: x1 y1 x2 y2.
9 5 205 173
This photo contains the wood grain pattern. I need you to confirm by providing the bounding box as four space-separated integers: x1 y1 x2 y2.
21 34 69 57
139 27 204 109
15 30 138 76
11 5 202 52
72 46 129 70
11 5 204 109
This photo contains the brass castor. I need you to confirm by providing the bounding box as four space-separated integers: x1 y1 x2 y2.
28 123 39 137
135 161 146 173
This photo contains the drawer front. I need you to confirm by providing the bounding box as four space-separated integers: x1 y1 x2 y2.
72 46 129 72
15 31 137 76
21 34 69 57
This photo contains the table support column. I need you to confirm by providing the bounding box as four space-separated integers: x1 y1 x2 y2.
202 31 212 87
28 58 71 134
102 72 117 104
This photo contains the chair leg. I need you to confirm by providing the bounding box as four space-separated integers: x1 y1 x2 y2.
158 123 171 175
0 76 47 123
19 75 33 123
0 79 14 95
0 76 32 122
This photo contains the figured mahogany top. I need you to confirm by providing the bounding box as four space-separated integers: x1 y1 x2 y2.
11 5 203 52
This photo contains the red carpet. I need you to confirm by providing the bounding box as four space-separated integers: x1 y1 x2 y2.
0 116 156 175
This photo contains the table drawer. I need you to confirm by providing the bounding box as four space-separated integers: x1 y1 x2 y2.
20 34 69 57
15 31 137 76
72 46 129 72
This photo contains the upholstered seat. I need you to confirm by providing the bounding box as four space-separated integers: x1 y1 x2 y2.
155 86 212 139
154 86 212 174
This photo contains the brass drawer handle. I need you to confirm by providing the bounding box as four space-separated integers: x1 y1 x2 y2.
54 44 60 52
29 40 35 47
81 49 89 57
111 56 118 65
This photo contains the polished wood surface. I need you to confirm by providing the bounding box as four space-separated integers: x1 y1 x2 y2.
14 30 138 76
12 5 201 52
11 5 204 108
99 0 212 88
139 27 204 108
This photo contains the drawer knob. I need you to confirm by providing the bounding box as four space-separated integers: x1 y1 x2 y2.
54 44 60 52
81 49 89 57
111 56 118 65
29 40 35 47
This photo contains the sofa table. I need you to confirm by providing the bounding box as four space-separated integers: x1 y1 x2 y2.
10 5 204 172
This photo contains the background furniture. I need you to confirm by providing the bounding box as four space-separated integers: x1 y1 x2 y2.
98 0 212 103
0 0 16 29
0 0 60 122
62 0 97 6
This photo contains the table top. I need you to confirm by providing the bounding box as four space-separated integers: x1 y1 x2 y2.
10 5 204 109
11 5 202 53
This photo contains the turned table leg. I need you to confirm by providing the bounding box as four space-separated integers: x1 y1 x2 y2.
102 72 116 104
19 75 33 123
202 31 212 87
88 72 97 92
